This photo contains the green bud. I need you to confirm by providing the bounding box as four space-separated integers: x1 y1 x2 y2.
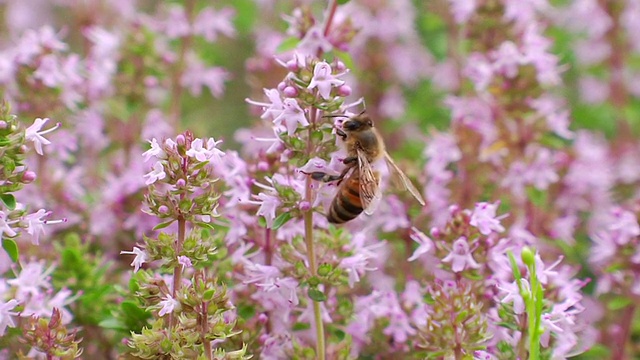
308 276 320 287
521 247 535 267
318 263 332 277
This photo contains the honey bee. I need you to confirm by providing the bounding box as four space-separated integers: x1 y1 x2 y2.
306 111 426 223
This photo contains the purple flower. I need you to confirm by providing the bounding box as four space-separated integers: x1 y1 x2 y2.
307 61 345 100
442 237 480 272
470 201 507 235
186 137 225 164
120 246 149 272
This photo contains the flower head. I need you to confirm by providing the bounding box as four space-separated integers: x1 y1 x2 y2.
307 61 345 100
25 117 60 155
470 201 507 235
442 237 480 272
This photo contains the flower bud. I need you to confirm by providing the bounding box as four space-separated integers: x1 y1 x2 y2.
176 179 186 188
176 134 186 145
283 86 298 97
22 171 37 183
277 82 287 91
0 121 6 129
521 247 535 267
337 85 352 97
299 201 311 212
158 205 169 214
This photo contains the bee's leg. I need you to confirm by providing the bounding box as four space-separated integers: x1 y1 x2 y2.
342 156 357 166
336 128 347 141
302 164 353 184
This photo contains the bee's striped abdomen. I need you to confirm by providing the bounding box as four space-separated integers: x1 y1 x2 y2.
327 172 363 224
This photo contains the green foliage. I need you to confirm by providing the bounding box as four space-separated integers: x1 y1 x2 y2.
2 238 18 262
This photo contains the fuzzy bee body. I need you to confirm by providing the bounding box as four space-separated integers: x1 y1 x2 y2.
307 112 425 223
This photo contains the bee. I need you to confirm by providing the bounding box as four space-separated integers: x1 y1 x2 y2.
306 111 426 223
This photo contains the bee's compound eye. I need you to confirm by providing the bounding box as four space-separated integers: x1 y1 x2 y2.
344 120 359 130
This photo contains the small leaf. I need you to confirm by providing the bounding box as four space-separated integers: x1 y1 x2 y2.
2 238 18 262
496 321 519 331
203 289 215 301
99 318 127 331
0 194 16 210
277 37 300 53
272 212 293 230
292 322 311 331
337 0 350 4
153 220 175 231
607 296 633 311
308 288 327 302
237 304 256 320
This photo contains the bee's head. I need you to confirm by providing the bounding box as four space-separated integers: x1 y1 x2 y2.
343 112 373 132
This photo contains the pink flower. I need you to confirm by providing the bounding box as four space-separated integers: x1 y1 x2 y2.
448 0 477 23
273 98 309 135
158 295 179 316
470 201 507 235
22 209 49 245
120 246 149 272
497 280 526 314
297 26 333 55
246 88 284 121
442 237 480 272
142 138 167 162
143 161 166 185
193 7 236 42
186 137 225 164
25 117 59 155
307 62 345 100
0 211 18 238
0 299 19 336
7 261 55 302
177 256 192 270
407 227 434 262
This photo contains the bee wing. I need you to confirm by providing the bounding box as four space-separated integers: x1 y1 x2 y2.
384 152 426 206
357 148 382 215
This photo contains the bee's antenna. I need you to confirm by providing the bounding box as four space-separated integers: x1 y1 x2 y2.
322 114 347 119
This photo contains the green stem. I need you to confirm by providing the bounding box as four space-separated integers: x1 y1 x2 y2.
528 263 540 360
170 216 186 329
305 108 325 360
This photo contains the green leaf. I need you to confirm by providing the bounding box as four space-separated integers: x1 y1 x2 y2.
607 296 633 311
496 321 520 331
0 194 16 210
526 187 547 208
332 50 355 72
308 288 327 302
277 37 300 53
292 322 311 331
99 318 127 331
237 304 256 320
337 0 350 4
203 289 215 301
272 212 293 230
2 238 18 262
153 220 175 231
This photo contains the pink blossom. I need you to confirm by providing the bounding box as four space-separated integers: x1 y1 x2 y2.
470 201 507 235
442 237 480 272
25 117 59 155
7 261 54 302
307 61 345 100
0 299 19 336
193 7 236 42
22 209 49 245
158 295 179 316
120 247 149 272
448 0 477 23
273 98 309 135
407 227 434 262
142 138 166 162
296 26 333 55
498 280 526 315
143 161 166 185
0 211 18 238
